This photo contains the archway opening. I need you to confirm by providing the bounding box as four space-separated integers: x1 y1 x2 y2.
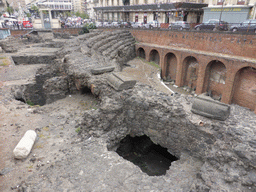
163 53 177 83
182 56 198 92
204 60 226 101
232 67 256 111
137 48 145 59
149 49 160 65
115 135 178 176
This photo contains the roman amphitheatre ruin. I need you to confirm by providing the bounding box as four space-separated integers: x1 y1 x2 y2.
0 28 256 192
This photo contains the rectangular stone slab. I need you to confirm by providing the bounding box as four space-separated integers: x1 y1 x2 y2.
191 93 230 121
107 72 136 91
91 66 115 75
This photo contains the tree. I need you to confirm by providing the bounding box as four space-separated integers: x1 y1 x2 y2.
6 1 14 16
30 4 39 17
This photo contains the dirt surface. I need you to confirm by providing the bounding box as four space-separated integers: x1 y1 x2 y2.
0 56 176 191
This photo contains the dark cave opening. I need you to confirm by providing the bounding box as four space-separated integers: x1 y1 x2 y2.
81 86 92 94
116 135 178 176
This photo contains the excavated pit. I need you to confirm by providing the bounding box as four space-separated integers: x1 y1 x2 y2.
115 135 179 176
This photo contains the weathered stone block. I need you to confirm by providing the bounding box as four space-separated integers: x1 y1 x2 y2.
107 72 136 91
91 66 115 75
13 130 37 159
191 93 230 120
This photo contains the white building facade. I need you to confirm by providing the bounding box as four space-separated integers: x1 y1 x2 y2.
93 0 208 24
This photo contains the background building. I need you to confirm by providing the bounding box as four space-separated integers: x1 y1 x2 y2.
203 0 256 23
4 0 26 10
94 0 208 24
73 0 87 13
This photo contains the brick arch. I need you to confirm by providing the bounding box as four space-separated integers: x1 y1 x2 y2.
181 56 199 91
203 60 227 100
162 52 178 81
232 66 256 111
137 47 146 59
149 49 160 65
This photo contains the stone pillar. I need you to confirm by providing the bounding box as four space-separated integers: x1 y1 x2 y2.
49 10 52 29
40 10 44 29
175 56 183 87
195 63 206 95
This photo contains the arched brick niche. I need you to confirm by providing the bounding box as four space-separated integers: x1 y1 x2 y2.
203 60 227 100
149 49 160 65
162 52 177 81
137 47 146 59
232 67 256 111
182 56 199 91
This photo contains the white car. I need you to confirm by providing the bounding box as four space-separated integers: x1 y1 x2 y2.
144 20 160 29
131 22 144 28
103 22 111 27
111 22 121 28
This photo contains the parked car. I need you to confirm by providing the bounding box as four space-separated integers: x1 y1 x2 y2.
194 19 228 31
23 22 33 28
95 21 103 27
168 21 190 30
144 20 160 29
103 21 111 27
120 21 132 28
131 22 144 28
230 19 256 33
111 21 121 28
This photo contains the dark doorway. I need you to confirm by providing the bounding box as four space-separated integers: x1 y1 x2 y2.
149 49 160 65
116 135 178 176
138 48 145 59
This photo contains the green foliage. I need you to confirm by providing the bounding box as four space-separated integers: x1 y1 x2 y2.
6 6 14 15
26 12 31 18
74 11 89 19
64 11 71 17
26 99 35 106
75 127 81 133
79 23 97 35
31 4 39 15
137 57 161 69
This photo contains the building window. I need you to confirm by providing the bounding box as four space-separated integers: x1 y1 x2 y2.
144 0 147 4
237 0 245 5
217 0 223 5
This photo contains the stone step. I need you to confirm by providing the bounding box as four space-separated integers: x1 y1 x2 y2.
91 34 117 50
96 33 132 53
86 32 113 48
103 37 135 57
107 72 136 91
109 40 135 59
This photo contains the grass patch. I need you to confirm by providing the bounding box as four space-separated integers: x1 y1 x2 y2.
26 99 35 106
75 127 81 133
137 57 161 69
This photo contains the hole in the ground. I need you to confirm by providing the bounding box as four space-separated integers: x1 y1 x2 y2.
81 86 92 94
115 135 178 176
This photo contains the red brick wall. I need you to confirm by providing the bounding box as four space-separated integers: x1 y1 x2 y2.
130 29 256 59
232 67 256 111
10 30 31 38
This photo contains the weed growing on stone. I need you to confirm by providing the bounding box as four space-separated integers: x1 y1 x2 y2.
75 127 81 133
26 100 35 106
